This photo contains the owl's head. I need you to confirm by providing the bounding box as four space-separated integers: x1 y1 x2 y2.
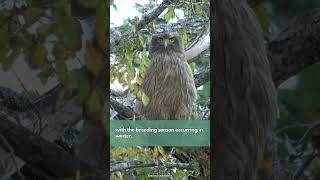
149 33 184 55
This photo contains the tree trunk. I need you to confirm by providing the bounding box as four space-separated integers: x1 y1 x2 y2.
212 1 279 179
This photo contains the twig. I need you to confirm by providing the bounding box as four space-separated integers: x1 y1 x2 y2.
0 134 25 180
136 0 178 31
297 121 320 149
275 122 316 135
292 149 318 180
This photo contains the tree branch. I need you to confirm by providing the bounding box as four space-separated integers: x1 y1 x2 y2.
269 8 320 86
136 0 178 31
110 99 136 119
0 135 25 180
111 17 208 53
185 23 210 63
186 7 320 87
110 161 192 172
0 115 96 178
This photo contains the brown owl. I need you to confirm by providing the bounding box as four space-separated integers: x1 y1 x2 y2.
139 33 197 120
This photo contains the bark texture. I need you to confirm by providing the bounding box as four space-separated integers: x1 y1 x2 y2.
213 1 279 179
0 115 95 178
269 8 320 86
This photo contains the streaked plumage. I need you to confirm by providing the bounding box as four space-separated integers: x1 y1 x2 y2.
139 33 196 120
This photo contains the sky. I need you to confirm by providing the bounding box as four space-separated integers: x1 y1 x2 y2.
110 0 183 27
111 0 152 27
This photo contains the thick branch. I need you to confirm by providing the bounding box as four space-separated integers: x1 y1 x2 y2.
186 8 320 87
0 115 95 178
110 161 192 172
269 8 320 86
185 23 210 63
110 99 136 119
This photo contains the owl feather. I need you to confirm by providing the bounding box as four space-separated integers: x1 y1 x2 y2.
139 33 197 120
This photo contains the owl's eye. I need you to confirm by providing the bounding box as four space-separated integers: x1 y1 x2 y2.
169 37 175 42
157 38 163 43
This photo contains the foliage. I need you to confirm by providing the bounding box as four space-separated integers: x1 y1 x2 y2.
0 0 107 124
110 0 210 120
268 64 320 179
110 0 210 179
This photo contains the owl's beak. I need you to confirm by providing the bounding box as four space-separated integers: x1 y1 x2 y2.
164 40 168 48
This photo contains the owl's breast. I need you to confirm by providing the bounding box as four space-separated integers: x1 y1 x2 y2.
142 54 196 99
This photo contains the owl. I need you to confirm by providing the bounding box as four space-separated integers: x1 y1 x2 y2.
139 33 197 120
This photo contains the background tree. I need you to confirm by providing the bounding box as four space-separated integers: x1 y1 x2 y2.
0 0 320 179
0 0 108 179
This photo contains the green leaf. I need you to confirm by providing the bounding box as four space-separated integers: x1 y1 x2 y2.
75 169 80 180
54 42 67 60
142 92 150 106
112 147 126 157
95 2 107 52
139 62 145 77
119 74 125 84
157 146 165 156
86 89 100 114
85 89 101 123
56 15 82 51
138 34 144 47
153 146 158 161
195 4 201 15
254 5 271 33
164 6 175 22
53 0 69 15
191 161 201 174
136 76 143 85
137 90 142 98
0 32 9 49
279 103 289 120
128 147 136 160
130 83 138 94
86 42 104 77
56 60 68 84
172 169 188 179
37 24 54 38
133 58 141 64
30 45 47 69
188 62 196 73
70 70 91 104
182 27 188 46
